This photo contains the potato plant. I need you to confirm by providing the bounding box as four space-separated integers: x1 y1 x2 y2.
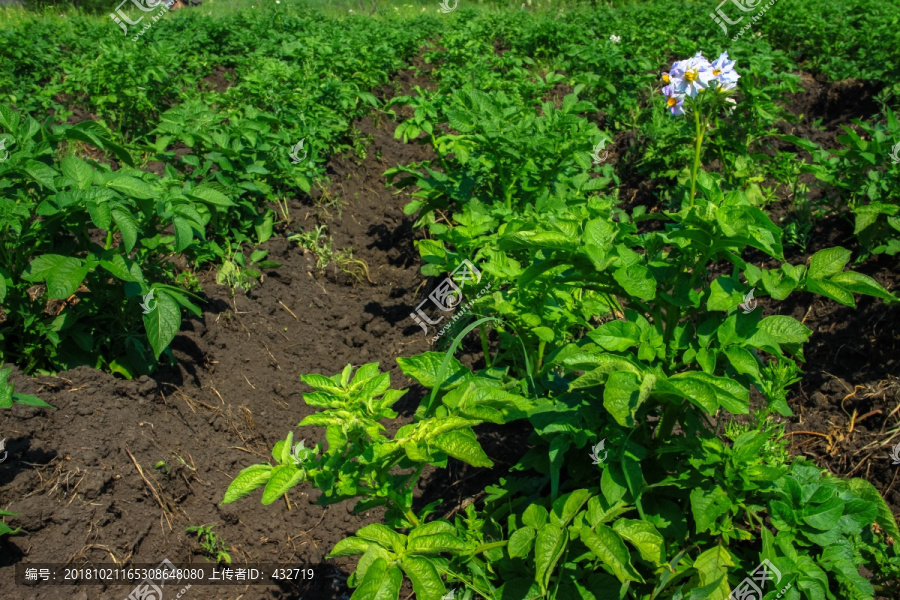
224 43 900 600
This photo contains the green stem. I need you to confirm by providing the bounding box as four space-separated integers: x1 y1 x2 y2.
657 403 680 441
403 508 421 527
661 303 681 353
479 324 491 367
689 110 706 207
473 540 507 554
430 133 451 174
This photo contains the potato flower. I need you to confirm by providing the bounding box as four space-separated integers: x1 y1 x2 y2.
671 52 714 98
710 51 740 91
662 84 685 115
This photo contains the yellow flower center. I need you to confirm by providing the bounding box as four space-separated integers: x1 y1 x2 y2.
684 70 697 82
667 97 678 107
713 69 722 76
662 73 670 84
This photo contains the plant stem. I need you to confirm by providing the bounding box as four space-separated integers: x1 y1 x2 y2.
430 133 451 174
689 109 706 207
479 324 491 367
473 540 507 554
403 508 421 527
657 402 680 441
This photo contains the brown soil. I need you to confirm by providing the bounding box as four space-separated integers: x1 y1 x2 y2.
0 68 447 600
199 66 235 94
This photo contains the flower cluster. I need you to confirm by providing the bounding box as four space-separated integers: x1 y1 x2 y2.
661 52 740 115
609 34 621 43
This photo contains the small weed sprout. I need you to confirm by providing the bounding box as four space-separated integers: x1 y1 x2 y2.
185 524 232 564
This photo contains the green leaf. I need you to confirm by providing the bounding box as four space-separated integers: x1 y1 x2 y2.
189 184 235 207
613 264 656 300
111 206 140 252
612 519 665 566
400 557 445 600
806 277 856 307
604 371 643 427
551 489 592 527
523 504 549 529
601 464 628 505
255 210 275 244
499 230 578 252
683 372 749 415
690 486 730 534
0 521 21 537
724 346 762 380
732 431 770 463
757 316 812 345
431 430 493 467
830 271 896 302
706 277 744 311
61 155 94 190
807 247 851 279
663 373 717 414
25 160 59 191
351 558 403 600
407 521 467 555
100 255 143 284
357 524 407 554
534 523 568 592
107 175 156 200
261 464 304 505
802 497 844 530
221 463 273 504
173 217 194 253
533 326 554 342
549 436 569 500
397 352 467 389
692 546 733 600
143 289 182 360
509 526 536 558
847 478 900 543
328 536 372 558
580 524 643 584
23 255 88 299
12 393 54 408
588 321 641 352
86 196 112 230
